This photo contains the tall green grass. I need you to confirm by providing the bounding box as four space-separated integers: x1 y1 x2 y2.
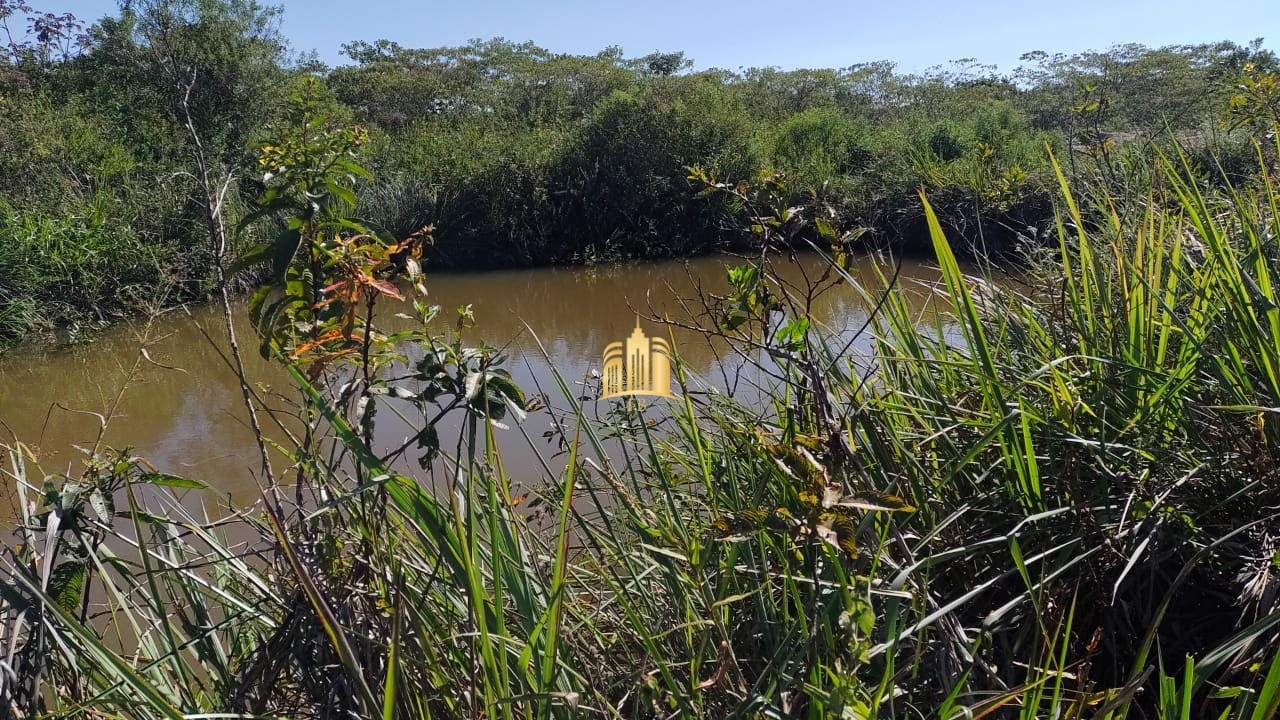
0 200 185 342
4 145 1280 718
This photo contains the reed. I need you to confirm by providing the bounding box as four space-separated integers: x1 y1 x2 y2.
4 141 1280 719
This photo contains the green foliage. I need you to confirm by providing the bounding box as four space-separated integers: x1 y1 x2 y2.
9 144 1280 718
772 107 875 175
0 0 289 343
328 38 637 128
1014 41 1271 133
0 200 182 341
1 5 1277 349
924 118 973 161
548 81 759 260
11 11 1280 717
115 0 289 165
1225 60 1280 135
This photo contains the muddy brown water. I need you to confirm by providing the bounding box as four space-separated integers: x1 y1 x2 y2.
0 254 947 522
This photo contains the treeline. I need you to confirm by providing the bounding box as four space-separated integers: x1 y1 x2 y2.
0 0 1275 342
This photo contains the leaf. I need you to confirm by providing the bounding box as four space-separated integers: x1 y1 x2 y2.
47 561 85 613
824 512 859 557
415 425 440 469
486 371 526 407
227 242 273 277
815 216 837 240
369 278 403 300
463 371 485 404
272 227 303 280
775 317 809 352
325 180 358 208
88 489 110 523
247 283 273 327
381 590 403 720
832 493 915 513
141 473 208 490
234 196 293 235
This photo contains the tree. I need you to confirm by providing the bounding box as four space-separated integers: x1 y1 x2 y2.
640 50 689 76
114 0 288 166
118 0 290 500
0 1 87 66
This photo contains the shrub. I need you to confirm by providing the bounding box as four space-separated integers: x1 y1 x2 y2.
549 82 760 260
772 107 875 175
0 200 179 342
924 119 974 161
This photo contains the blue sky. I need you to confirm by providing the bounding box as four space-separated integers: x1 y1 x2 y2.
29 0 1280 73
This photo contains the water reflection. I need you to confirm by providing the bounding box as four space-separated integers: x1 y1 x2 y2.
0 253 945 519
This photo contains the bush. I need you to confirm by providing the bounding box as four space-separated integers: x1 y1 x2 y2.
547 81 760 261
924 119 974 161
364 120 569 267
0 200 181 342
772 107 874 175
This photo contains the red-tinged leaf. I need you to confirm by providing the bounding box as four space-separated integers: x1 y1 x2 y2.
370 279 403 300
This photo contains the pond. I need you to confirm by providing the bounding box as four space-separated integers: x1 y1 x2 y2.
0 253 947 521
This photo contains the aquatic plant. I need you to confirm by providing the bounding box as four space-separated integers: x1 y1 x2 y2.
6 88 1280 718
